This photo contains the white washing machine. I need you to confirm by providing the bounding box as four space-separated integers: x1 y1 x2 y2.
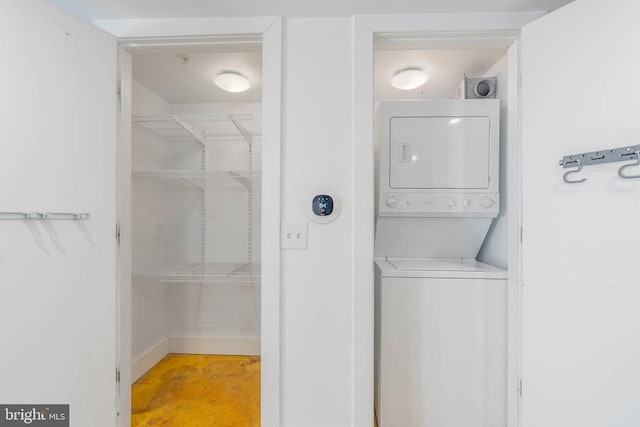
374 100 507 427
374 257 507 427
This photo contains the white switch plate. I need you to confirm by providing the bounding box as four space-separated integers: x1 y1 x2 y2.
281 221 308 249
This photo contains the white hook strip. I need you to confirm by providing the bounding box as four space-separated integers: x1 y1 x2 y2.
0 212 91 220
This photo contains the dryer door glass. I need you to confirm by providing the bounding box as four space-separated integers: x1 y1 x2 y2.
389 116 490 189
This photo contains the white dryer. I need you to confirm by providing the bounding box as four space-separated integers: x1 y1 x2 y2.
374 100 507 427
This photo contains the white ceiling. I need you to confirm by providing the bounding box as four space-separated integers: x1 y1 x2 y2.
132 47 262 104
375 48 507 100
131 44 508 105
48 0 574 21
61 0 572 105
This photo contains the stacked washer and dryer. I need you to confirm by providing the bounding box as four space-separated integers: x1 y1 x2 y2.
374 100 508 427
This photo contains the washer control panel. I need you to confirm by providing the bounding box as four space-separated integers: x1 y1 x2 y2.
379 193 499 217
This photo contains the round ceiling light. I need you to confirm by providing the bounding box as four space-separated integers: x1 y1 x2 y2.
214 71 251 93
390 68 429 90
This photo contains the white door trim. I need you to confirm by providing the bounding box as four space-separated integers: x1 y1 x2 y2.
352 16 375 427
506 39 523 427
94 17 279 39
111 16 282 427
352 12 535 427
116 46 133 427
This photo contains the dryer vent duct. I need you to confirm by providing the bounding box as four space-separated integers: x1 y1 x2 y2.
462 77 497 99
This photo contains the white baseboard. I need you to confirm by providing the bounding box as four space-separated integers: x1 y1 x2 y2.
169 336 261 356
131 338 169 384
131 336 260 383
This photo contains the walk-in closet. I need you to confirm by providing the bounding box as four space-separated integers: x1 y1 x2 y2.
128 42 263 423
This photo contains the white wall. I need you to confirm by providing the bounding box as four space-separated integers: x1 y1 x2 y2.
165 102 262 354
131 83 263 361
477 54 509 269
0 1 118 425
131 80 171 366
0 9 282 427
521 0 640 425
0 4 552 426
170 102 263 264
281 14 532 427
281 17 354 426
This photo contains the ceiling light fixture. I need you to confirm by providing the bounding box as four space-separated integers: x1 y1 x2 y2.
214 71 251 93
390 68 429 90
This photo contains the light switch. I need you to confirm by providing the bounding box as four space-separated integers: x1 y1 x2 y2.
281 221 308 249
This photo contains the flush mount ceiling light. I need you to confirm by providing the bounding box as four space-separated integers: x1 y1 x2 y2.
390 68 429 90
214 71 251 93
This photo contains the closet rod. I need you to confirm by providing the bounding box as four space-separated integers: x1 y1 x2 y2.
0 212 90 220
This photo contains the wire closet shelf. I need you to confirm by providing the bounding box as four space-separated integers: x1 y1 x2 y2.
131 112 260 285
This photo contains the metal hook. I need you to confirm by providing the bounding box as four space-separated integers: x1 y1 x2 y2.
562 159 586 184
618 151 640 179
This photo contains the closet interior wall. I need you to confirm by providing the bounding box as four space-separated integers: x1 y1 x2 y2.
132 80 173 366
476 53 509 269
131 72 262 380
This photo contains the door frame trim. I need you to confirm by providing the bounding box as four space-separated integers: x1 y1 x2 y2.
353 13 534 427
112 17 282 427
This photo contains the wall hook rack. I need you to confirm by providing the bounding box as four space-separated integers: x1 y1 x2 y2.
559 144 640 184
0 212 90 220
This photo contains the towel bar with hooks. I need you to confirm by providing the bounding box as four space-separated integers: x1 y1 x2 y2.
0 212 91 220
559 144 640 183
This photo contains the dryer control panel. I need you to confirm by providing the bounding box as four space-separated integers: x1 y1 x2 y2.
379 192 499 217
